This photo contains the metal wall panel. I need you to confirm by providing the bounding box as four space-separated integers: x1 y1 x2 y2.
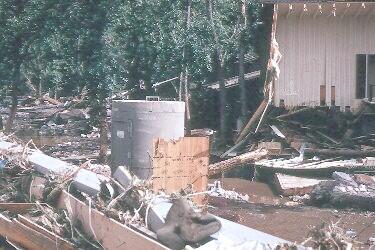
275 3 375 110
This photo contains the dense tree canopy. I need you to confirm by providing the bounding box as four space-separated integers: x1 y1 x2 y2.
0 0 270 141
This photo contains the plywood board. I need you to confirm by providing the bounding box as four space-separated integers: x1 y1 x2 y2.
0 214 62 250
152 137 209 200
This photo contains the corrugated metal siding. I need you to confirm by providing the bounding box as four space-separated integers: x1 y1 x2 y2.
275 4 375 110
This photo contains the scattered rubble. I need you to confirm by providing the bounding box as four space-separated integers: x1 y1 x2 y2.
208 181 250 202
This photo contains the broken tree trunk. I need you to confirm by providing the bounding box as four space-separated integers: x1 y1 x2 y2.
236 100 267 143
208 149 268 176
305 148 375 158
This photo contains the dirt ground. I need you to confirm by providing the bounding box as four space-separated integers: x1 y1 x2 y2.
209 178 375 245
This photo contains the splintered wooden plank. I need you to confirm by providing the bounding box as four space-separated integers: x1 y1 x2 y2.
17 215 74 250
273 173 327 196
0 214 61 250
58 191 167 250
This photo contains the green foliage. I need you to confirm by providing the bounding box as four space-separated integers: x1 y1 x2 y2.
0 0 267 130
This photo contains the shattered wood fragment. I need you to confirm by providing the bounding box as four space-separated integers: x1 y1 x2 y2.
17 215 74 250
209 149 268 176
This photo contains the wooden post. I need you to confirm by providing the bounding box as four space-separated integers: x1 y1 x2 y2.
320 85 326 106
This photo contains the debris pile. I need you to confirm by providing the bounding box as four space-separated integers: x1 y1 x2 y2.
0 95 108 165
0 133 294 249
216 103 375 211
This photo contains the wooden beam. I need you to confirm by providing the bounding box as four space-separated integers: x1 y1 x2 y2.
320 85 326 106
58 191 168 250
17 215 74 250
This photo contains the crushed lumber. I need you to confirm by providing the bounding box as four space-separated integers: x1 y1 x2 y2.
209 149 268 176
0 213 66 250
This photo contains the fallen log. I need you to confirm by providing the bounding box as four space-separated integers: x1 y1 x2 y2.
305 148 375 158
208 149 268 176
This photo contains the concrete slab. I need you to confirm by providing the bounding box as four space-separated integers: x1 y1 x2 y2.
28 151 71 175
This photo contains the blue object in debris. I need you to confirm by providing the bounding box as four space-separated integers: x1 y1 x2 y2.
0 160 7 169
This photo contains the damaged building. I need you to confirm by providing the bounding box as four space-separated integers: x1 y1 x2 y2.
269 1 375 111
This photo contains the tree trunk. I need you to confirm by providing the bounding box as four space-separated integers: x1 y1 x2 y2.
239 0 247 125
5 82 18 133
208 148 268 176
206 0 227 142
181 0 192 135
98 106 108 164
